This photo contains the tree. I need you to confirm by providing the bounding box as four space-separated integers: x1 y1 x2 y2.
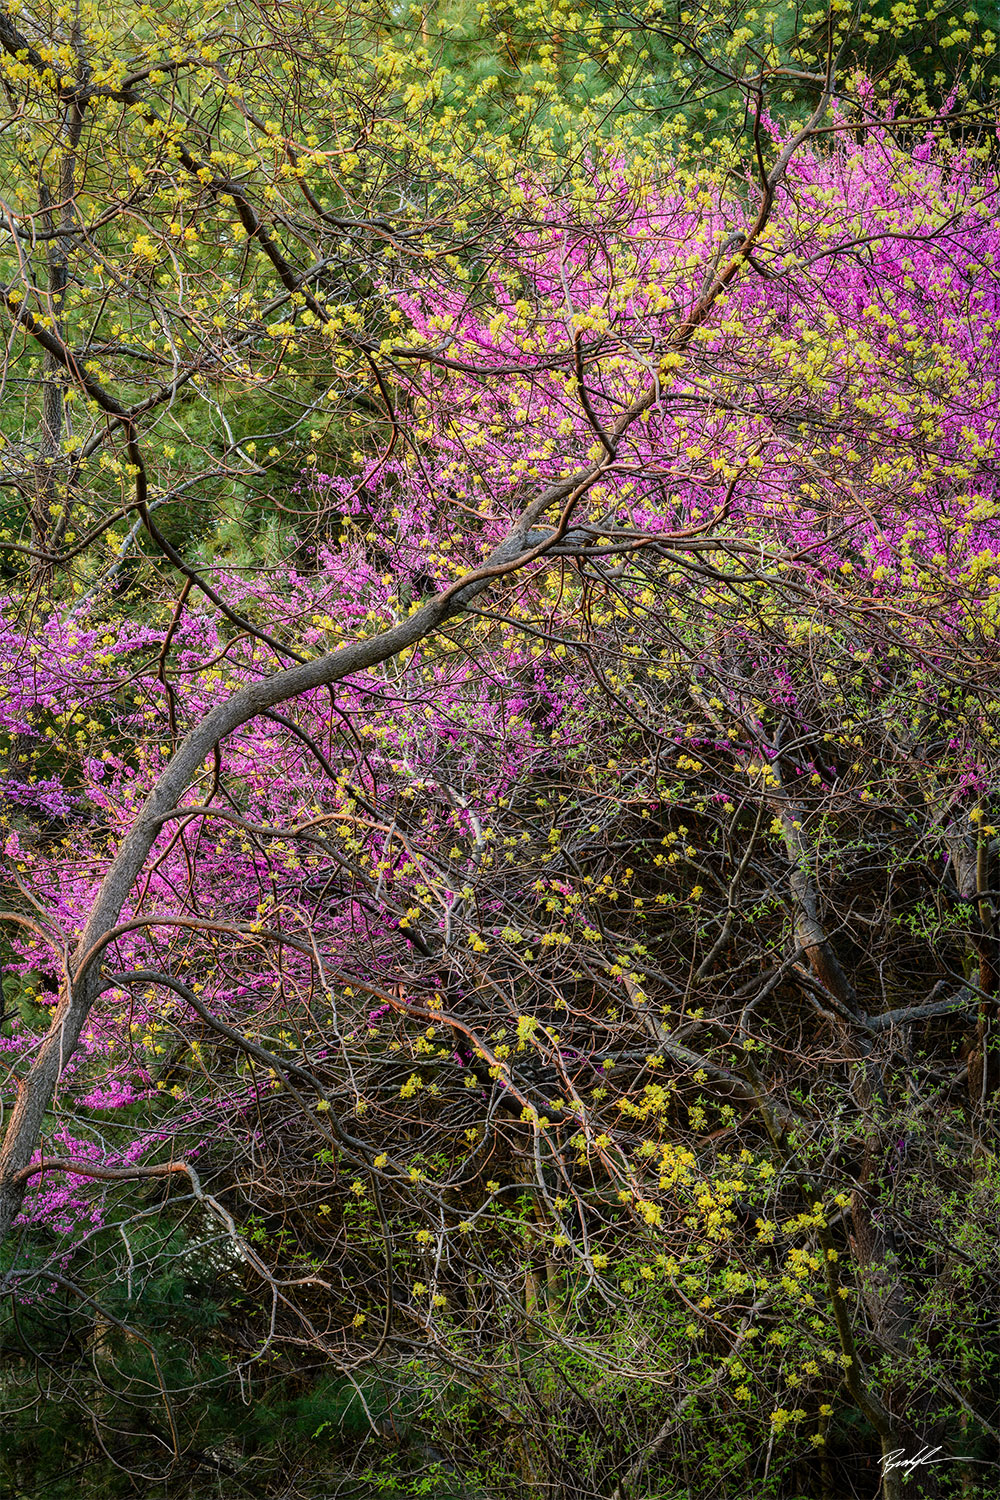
2 1 999 1497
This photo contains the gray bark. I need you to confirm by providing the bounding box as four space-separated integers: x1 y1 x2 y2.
0 471 605 1242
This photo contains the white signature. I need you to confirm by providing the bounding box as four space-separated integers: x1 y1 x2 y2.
881 1444 971 1478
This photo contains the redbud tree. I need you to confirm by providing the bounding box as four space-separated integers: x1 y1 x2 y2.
1 1 998 1497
